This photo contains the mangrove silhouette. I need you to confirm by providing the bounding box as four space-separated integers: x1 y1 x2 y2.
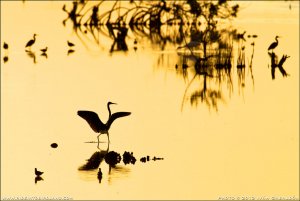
62 0 239 52
61 1 290 111
268 52 290 79
61 0 252 112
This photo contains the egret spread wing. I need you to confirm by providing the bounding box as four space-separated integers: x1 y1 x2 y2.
106 112 131 129
77 111 105 133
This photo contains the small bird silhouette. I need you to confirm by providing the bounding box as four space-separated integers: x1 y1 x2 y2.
268 36 280 51
40 47 48 53
35 168 43 176
67 40 75 47
77 102 131 144
3 42 8 49
25 34 37 49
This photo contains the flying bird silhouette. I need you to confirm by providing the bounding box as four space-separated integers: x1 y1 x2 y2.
77 102 131 144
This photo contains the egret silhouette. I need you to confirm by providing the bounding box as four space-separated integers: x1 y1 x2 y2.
67 40 75 47
77 102 131 144
268 36 280 51
35 168 43 176
3 42 8 49
25 34 37 49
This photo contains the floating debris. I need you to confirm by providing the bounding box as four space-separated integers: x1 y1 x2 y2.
140 155 164 163
122 151 136 165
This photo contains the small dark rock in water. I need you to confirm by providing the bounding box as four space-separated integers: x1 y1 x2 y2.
51 143 58 148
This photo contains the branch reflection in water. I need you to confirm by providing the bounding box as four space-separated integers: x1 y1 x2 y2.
61 0 291 112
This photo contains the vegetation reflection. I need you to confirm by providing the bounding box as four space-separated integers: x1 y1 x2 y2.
61 0 291 112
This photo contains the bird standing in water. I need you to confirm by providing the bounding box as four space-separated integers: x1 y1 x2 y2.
35 168 43 176
268 36 280 52
77 102 131 144
3 42 8 49
67 40 75 48
40 47 48 53
25 34 37 50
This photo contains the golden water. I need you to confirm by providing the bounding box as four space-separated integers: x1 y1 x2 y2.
1 1 299 200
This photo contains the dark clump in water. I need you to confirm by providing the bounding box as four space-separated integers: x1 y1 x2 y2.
79 151 102 170
105 151 121 167
140 155 164 163
122 151 136 165
97 168 102 183
50 143 58 148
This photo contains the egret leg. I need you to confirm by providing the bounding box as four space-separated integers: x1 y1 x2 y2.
97 134 101 149
107 132 110 144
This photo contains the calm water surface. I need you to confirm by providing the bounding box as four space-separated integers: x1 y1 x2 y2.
1 1 299 200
